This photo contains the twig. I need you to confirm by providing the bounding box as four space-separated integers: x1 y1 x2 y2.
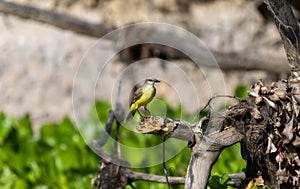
114 121 121 159
197 95 244 118
228 172 246 187
162 136 171 189
96 109 114 147
123 169 185 184
94 142 130 166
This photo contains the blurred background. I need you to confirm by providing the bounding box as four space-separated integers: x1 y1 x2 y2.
0 0 298 188
1 0 295 127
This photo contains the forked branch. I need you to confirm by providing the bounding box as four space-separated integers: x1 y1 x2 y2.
137 109 246 189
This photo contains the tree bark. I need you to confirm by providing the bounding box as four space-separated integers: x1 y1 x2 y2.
265 0 300 103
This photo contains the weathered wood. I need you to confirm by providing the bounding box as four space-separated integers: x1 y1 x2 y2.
123 169 185 184
265 0 300 103
136 116 194 141
185 150 220 189
92 162 185 188
265 0 300 71
137 112 245 188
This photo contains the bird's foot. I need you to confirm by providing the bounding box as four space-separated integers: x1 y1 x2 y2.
143 106 151 115
140 116 145 122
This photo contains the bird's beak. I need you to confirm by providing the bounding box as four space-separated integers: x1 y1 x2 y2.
154 79 160 83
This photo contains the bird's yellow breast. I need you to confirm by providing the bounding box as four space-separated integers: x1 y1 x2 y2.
130 84 156 112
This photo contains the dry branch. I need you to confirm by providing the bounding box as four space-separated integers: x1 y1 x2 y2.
0 1 289 73
137 111 246 189
92 162 185 188
0 1 115 37
123 169 185 184
136 115 245 146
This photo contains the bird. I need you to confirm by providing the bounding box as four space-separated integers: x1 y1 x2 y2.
126 77 160 121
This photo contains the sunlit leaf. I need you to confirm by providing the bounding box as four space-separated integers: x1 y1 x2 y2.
234 84 249 99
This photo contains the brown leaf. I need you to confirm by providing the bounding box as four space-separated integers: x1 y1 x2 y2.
250 108 262 120
266 135 277 153
292 97 300 117
282 116 294 144
292 135 300 148
263 97 276 109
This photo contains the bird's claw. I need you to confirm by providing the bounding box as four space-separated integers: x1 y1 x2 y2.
140 116 145 122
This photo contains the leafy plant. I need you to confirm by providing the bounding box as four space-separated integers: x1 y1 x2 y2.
0 113 99 189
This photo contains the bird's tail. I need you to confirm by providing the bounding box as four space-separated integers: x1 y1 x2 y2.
126 110 135 122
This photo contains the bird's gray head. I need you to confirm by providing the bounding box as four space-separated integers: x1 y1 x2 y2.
145 77 160 84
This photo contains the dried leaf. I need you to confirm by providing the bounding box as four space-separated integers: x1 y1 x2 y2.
263 97 276 109
291 176 299 186
292 97 300 117
266 136 277 153
255 96 263 105
291 153 300 166
250 108 262 119
277 168 289 185
275 154 284 163
261 86 268 94
249 82 262 97
274 90 287 99
282 116 294 144
285 102 292 112
274 121 281 128
269 94 279 102
249 90 259 97
292 135 300 147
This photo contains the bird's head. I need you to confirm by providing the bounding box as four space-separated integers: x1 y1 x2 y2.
145 77 160 85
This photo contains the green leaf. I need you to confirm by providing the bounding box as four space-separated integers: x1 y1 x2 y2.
13 178 29 189
234 84 249 99
15 114 33 141
0 165 17 189
0 112 99 188
0 113 14 145
212 143 246 174
209 174 230 189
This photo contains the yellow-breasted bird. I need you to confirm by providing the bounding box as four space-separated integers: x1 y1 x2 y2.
126 77 160 121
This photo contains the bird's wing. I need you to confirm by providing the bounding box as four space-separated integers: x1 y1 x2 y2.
129 84 143 106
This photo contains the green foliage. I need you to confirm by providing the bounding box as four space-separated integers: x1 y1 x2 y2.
0 113 99 189
209 143 246 189
208 174 231 189
234 84 249 99
211 143 246 174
